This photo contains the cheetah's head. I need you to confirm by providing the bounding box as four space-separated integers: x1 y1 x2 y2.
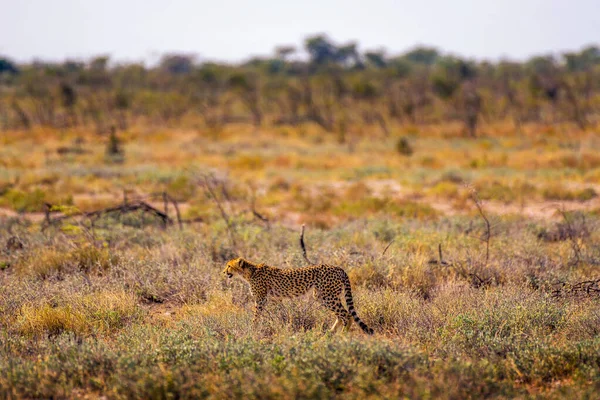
223 257 247 279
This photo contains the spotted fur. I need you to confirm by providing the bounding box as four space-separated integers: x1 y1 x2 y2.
223 257 374 334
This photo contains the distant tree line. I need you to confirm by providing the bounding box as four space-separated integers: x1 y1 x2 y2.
0 35 599 137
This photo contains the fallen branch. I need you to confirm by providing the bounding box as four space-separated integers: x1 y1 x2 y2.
552 278 600 298
42 201 172 231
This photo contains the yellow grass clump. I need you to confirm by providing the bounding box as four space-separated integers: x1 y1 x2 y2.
16 290 140 337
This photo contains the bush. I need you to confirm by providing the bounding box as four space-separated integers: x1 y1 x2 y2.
167 175 196 201
396 137 414 156
1 188 46 212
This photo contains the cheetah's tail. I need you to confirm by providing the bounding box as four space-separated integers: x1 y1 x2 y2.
343 273 374 335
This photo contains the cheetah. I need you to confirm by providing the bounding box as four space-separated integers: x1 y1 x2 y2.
223 257 374 334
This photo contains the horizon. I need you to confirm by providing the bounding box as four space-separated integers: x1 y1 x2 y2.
1 0 599 65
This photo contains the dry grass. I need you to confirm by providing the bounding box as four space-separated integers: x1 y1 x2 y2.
16 290 140 337
16 245 118 278
1 124 600 398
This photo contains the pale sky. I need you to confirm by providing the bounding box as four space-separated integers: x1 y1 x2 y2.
1 0 599 64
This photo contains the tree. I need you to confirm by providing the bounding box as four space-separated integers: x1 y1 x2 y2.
305 34 339 66
365 50 387 68
89 56 110 72
228 72 263 127
275 46 296 61
402 46 440 65
563 46 600 72
336 42 361 68
160 54 195 75
0 57 18 75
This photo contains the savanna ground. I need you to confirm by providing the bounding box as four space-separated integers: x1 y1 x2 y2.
1 120 600 399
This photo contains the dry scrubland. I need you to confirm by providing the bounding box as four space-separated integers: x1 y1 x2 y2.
2 122 600 398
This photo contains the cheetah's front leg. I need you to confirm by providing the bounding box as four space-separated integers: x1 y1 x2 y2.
253 293 267 325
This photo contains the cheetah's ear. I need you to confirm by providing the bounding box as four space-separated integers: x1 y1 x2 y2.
237 258 248 269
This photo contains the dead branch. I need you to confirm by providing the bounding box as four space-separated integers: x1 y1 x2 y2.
164 192 183 230
180 216 205 225
5 236 24 252
42 200 172 231
252 209 270 227
427 243 451 266
163 192 169 216
556 206 584 266
44 203 52 226
469 187 491 265
299 224 313 264
200 174 237 247
468 273 493 289
381 239 394 257
552 278 600 298
249 186 270 229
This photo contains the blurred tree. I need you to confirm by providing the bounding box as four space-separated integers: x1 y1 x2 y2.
402 46 440 65
564 47 600 72
305 34 339 66
89 56 110 72
336 42 361 68
160 54 195 75
1 35 598 135
387 57 413 78
0 57 19 75
59 81 77 126
275 45 296 61
365 50 387 68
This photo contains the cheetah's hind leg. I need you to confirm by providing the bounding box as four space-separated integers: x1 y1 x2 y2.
330 318 341 332
320 294 352 333
341 315 353 332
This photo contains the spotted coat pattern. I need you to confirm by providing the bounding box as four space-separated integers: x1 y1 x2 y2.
223 257 374 334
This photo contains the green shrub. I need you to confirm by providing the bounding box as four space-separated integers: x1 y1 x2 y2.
1 188 46 212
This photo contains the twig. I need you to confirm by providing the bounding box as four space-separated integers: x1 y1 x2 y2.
166 193 183 230
299 224 313 264
163 192 168 217
252 209 270 226
556 206 583 266
249 187 270 229
469 186 491 265
44 203 51 226
201 174 237 247
438 243 451 266
180 216 204 225
381 240 394 257
427 243 451 266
